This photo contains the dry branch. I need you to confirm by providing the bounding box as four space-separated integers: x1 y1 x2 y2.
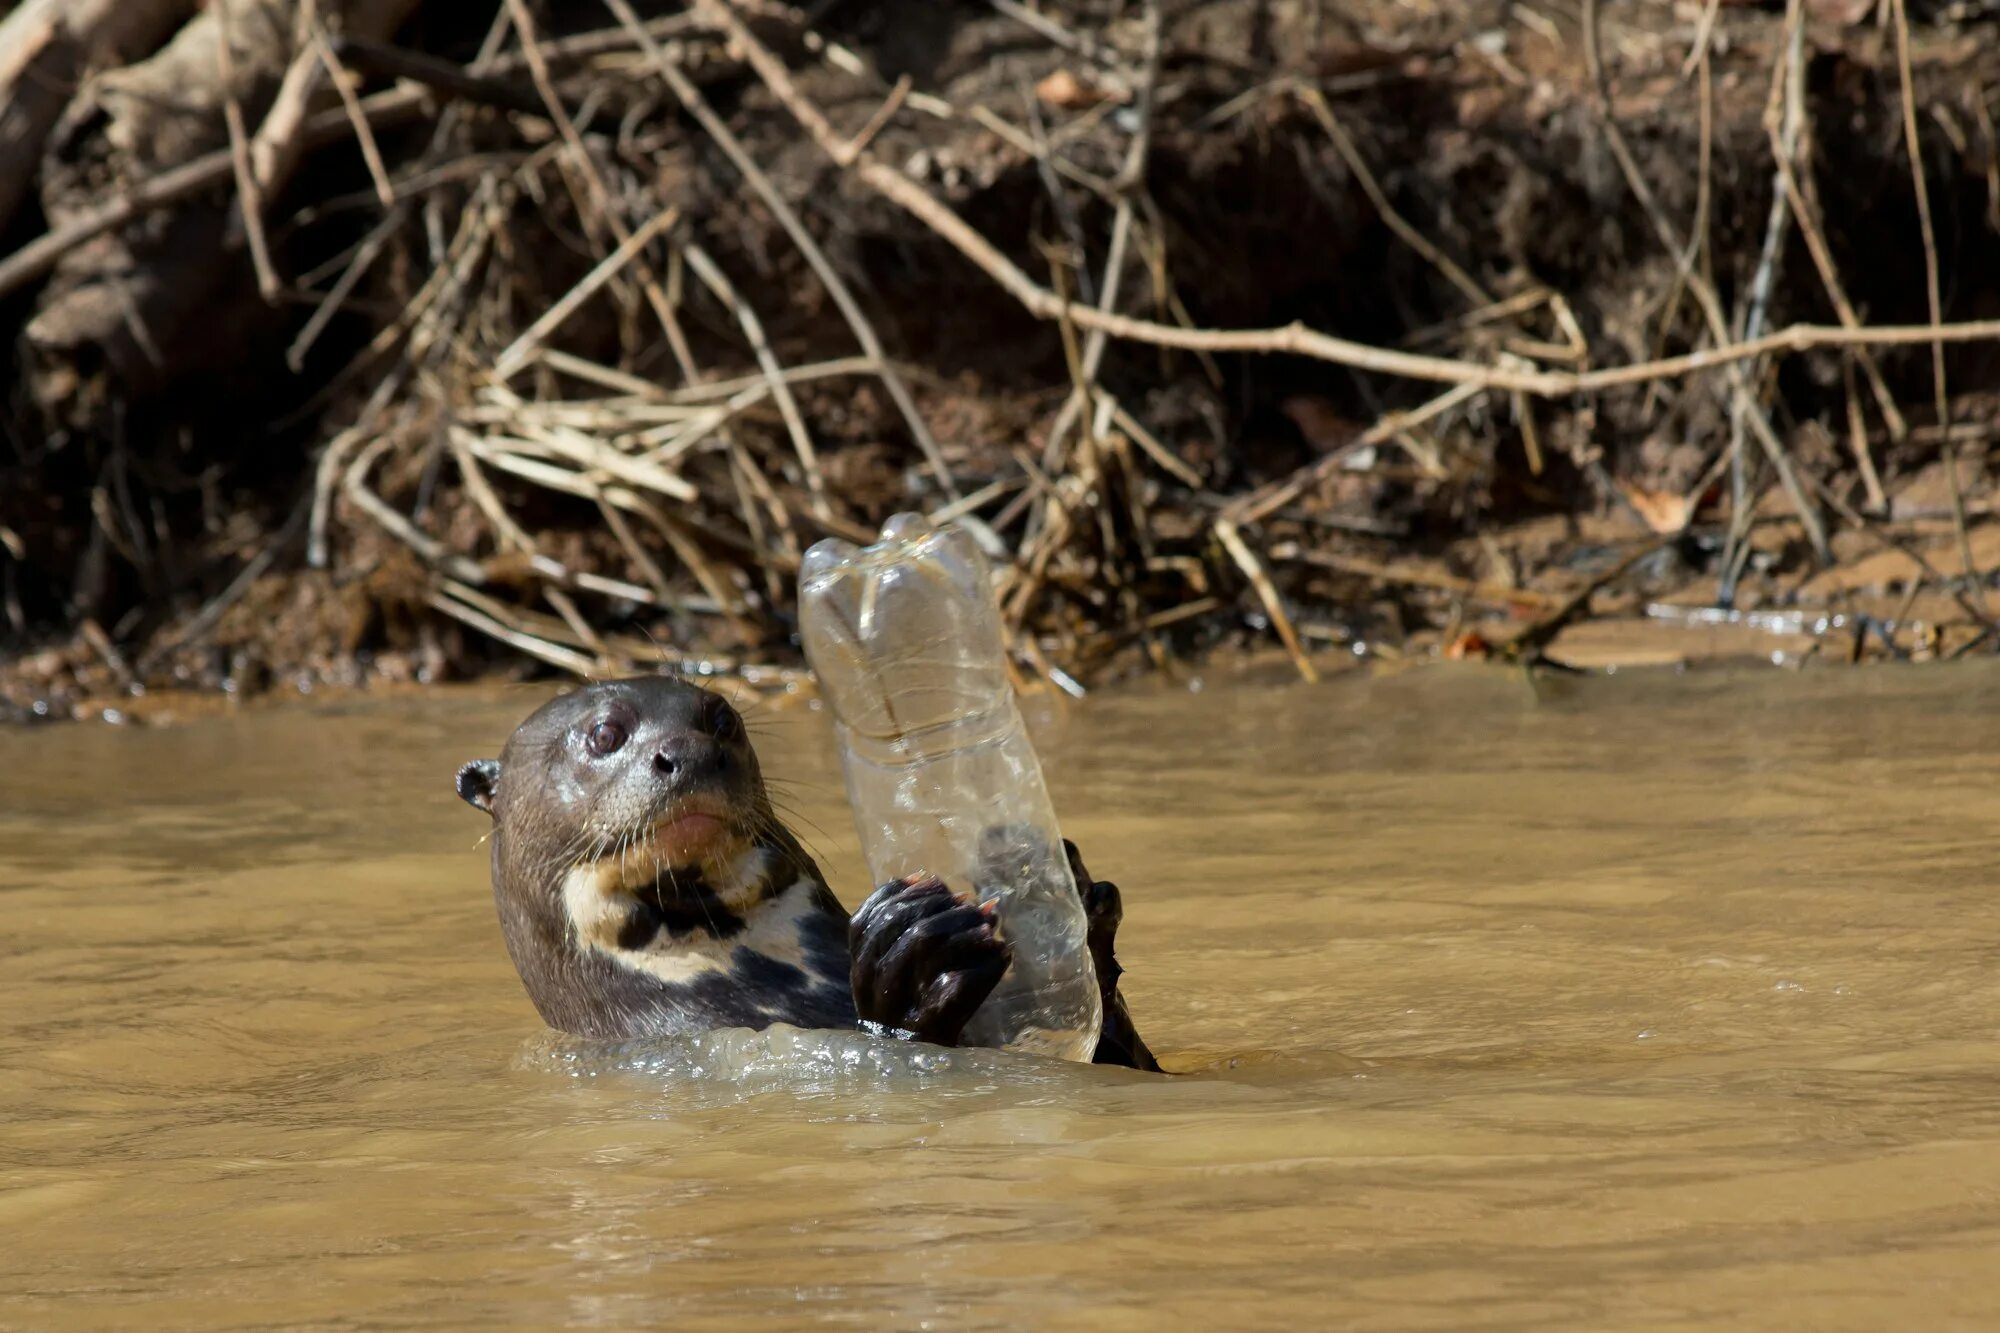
7 0 2000 710
695 2 2000 401
0 0 192 237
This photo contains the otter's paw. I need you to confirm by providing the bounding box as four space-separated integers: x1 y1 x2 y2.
849 873 1012 1047
1061 839 1160 1073
1062 839 1124 979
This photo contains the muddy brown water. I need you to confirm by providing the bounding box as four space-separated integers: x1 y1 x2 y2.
5 665 2000 1328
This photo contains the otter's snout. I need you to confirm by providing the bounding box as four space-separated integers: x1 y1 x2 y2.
490 676 762 858
652 733 729 790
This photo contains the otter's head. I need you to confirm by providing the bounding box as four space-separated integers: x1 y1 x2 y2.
455 676 812 1035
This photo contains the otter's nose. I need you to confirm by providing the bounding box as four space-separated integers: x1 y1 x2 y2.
653 734 726 788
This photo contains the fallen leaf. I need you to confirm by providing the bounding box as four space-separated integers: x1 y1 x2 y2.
1279 395 1358 454
1617 481 1694 535
1036 68 1119 110
1444 630 1492 660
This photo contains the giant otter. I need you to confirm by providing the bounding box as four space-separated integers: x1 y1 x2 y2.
455 676 1156 1069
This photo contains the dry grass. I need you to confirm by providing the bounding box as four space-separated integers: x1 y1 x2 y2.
5 0 2000 715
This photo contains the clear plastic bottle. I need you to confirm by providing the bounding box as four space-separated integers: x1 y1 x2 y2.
798 513 1103 1061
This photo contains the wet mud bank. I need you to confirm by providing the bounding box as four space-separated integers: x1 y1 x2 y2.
5 1 2000 721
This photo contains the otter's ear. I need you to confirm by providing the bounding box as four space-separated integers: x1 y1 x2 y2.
455 759 501 816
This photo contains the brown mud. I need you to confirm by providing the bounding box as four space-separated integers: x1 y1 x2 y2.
4 0 2000 722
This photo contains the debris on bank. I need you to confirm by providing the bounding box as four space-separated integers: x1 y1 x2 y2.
4 0 2000 721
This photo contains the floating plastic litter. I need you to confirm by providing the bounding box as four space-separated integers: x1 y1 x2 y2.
799 513 1102 1061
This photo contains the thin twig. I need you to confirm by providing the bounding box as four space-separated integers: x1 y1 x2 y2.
289 204 405 372
1109 399 1205 489
609 0 960 498
214 7 280 301
309 368 408 568
429 584 599 676
330 35 548 115
1039 0 1160 473
1722 0 1806 600
1890 0 1984 616
1230 381 1483 526
1498 542 1669 665
833 73 913 165
1579 0 1829 569
1299 86 1490 308
680 242 828 516
492 206 680 380
1270 545 1564 610
1764 10 1907 440
135 491 313 674
0 83 438 299
695 5 2000 400
1841 352 1889 511
986 0 1120 66
342 435 486 585
1215 517 1318 682
311 24 397 209
1800 461 1995 631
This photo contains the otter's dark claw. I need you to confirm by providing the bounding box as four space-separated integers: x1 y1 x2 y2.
850 874 954 985
1062 839 1158 1072
850 874 1012 1047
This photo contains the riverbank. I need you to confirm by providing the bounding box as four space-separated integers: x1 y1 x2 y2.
5 1 2000 720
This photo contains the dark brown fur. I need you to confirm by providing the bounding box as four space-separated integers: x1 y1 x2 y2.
457 676 1155 1068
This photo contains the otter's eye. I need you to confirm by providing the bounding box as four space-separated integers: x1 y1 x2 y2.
710 703 742 744
585 719 628 757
